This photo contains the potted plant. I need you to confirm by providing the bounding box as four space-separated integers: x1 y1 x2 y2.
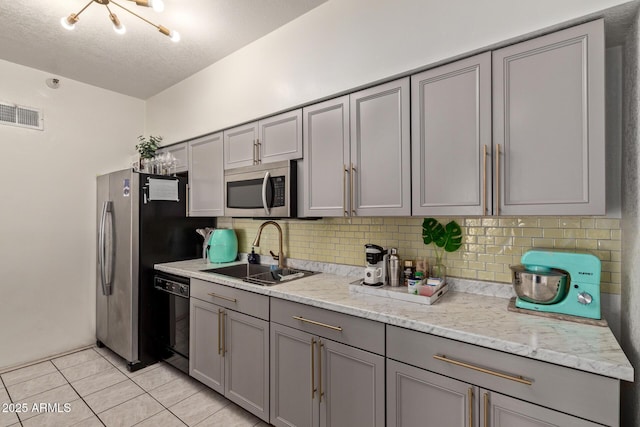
422 218 462 281
135 135 162 171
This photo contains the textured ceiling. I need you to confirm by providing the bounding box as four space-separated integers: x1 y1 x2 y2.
0 0 327 99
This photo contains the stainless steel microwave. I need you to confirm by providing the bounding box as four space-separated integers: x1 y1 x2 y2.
224 160 297 217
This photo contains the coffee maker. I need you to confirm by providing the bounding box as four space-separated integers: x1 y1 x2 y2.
364 244 388 286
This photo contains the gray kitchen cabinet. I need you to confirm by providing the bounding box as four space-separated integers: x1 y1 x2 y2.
224 308 269 420
492 19 605 215
302 78 410 218
189 279 270 421
223 122 258 169
411 52 492 216
189 297 224 393
302 96 350 217
270 322 316 427
187 133 224 217
388 359 601 427
387 359 475 427
481 390 600 427
259 109 302 164
156 142 188 173
270 299 385 427
387 325 620 426
321 338 385 427
223 109 302 169
349 77 411 216
270 322 384 427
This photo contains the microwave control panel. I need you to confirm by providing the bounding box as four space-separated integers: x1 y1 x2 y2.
273 176 285 207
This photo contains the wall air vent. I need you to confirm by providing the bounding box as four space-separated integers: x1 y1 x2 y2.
0 102 43 130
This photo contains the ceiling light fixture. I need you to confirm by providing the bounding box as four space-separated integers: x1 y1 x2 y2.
60 0 179 42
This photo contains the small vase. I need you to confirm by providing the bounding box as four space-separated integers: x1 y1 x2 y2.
431 263 447 282
431 253 447 282
140 157 151 173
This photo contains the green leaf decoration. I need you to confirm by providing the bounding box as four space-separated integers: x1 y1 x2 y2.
422 218 444 245
136 135 163 159
435 220 463 252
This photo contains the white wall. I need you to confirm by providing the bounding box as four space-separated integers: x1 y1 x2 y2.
146 0 631 143
0 59 144 370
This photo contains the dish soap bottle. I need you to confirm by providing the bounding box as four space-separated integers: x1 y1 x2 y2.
248 247 260 265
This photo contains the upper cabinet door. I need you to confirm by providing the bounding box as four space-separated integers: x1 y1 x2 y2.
411 52 492 216
350 78 411 216
302 96 350 217
493 19 605 215
188 133 224 216
224 122 258 169
259 109 303 164
156 143 189 173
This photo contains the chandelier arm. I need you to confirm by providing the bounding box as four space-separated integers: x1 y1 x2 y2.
73 0 96 19
110 0 160 30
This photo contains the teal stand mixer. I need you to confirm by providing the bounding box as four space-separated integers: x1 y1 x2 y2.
510 250 601 320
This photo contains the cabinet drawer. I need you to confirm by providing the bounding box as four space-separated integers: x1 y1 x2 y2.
191 278 269 320
387 325 618 426
271 298 384 355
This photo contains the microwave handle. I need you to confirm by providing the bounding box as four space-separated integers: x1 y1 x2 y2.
262 171 271 215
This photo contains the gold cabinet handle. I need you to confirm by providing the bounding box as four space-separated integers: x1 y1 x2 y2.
343 165 349 217
185 183 190 217
495 144 501 215
350 163 356 216
433 354 532 385
253 140 258 165
468 387 473 427
292 316 343 332
484 391 489 427
311 338 317 399
208 292 237 303
217 309 222 355
221 311 227 355
482 144 487 215
319 341 325 402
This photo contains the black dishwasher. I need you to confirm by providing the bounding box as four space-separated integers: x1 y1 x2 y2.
152 272 190 374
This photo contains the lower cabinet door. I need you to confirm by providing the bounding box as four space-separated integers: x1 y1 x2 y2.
224 309 269 422
321 339 385 427
270 323 318 427
481 390 601 427
387 359 476 427
189 298 224 394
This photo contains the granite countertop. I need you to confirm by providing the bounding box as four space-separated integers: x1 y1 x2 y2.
156 258 634 382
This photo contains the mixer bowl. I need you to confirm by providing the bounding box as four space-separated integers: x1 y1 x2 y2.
510 265 568 304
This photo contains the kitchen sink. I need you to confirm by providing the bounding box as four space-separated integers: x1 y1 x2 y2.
203 263 272 279
203 263 318 285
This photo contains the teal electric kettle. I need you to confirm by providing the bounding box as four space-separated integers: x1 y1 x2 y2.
208 229 238 263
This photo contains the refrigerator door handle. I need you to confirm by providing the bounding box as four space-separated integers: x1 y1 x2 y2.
99 201 113 295
261 171 271 216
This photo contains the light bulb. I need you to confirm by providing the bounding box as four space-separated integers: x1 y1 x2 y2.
113 22 126 35
110 13 126 35
150 0 164 13
60 15 77 31
170 30 180 42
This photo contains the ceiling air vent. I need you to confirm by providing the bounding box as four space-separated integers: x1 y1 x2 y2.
0 102 43 130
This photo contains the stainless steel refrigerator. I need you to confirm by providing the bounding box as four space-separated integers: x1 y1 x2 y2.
96 169 214 371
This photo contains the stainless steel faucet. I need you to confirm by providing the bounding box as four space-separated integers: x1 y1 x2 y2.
252 221 284 269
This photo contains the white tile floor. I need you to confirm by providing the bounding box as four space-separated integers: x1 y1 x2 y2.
0 347 269 427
